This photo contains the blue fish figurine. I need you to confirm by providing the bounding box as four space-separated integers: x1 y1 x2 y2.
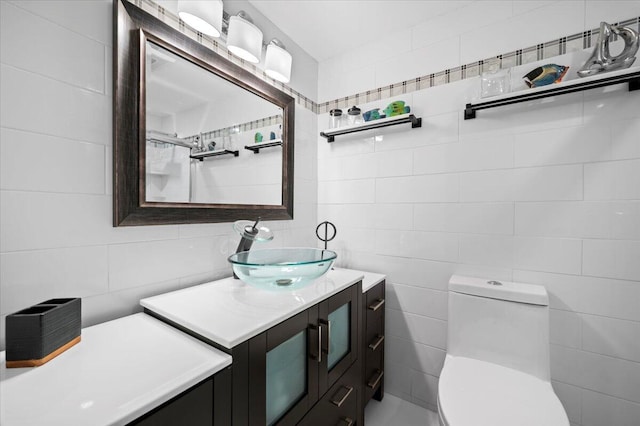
523 64 569 88
363 108 381 122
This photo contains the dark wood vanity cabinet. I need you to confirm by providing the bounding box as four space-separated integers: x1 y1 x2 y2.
362 280 385 407
233 282 362 426
128 365 232 426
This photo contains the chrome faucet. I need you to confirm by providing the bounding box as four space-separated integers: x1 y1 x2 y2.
233 217 272 279
235 217 261 255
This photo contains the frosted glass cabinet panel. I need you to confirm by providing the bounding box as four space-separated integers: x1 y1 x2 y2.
266 330 307 425
327 303 350 370
319 285 359 396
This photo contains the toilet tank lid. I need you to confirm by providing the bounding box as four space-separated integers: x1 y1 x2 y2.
449 275 549 306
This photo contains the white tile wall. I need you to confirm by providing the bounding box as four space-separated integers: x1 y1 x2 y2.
584 159 640 201
318 3 640 423
0 128 106 194
1 63 111 145
0 1 318 346
1 1 105 93
581 389 640 426
459 1 585 63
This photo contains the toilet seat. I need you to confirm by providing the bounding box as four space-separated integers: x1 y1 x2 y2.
438 355 569 426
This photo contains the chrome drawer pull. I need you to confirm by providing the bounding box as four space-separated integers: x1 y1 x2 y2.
337 417 354 426
367 370 384 389
368 298 385 311
331 385 354 407
368 335 385 351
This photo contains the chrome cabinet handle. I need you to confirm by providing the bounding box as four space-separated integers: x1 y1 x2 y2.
368 298 385 311
330 385 354 407
367 370 384 389
368 335 385 351
319 319 330 356
317 323 322 363
337 417 354 426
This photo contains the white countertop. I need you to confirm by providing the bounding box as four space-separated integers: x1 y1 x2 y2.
337 268 386 292
140 269 365 349
0 313 232 426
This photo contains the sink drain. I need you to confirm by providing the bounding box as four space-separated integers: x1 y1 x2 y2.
276 279 293 286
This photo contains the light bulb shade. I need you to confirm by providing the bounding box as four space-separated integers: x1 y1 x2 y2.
227 15 263 63
178 0 223 38
265 43 292 83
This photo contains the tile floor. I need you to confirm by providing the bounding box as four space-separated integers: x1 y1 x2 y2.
364 393 440 425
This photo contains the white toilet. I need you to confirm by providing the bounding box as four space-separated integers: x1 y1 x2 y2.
437 275 569 426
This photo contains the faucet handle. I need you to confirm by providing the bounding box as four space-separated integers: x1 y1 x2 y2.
233 219 273 242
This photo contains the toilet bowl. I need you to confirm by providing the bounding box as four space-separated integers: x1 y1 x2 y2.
437 275 569 426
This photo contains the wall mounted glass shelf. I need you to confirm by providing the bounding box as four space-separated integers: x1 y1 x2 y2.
190 149 239 161
465 67 640 119
320 113 422 143
244 139 283 154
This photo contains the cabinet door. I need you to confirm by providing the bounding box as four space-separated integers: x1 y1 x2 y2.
318 283 360 396
248 307 319 426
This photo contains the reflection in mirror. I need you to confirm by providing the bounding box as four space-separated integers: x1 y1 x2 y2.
145 41 283 205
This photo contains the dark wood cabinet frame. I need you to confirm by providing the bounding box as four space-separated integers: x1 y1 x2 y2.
114 0 295 226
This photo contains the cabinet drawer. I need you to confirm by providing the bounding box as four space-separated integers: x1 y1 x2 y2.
299 363 359 426
365 315 384 347
365 287 385 327
364 347 384 402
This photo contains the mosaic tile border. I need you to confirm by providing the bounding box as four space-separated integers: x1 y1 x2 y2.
130 0 638 116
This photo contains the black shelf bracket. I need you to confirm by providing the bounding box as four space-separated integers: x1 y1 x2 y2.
464 69 640 119
320 113 422 143
190 149 239 161
244 140 283 154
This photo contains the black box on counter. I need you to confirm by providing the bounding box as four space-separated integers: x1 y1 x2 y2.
5 298 81 368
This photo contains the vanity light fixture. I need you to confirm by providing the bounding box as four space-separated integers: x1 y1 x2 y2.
264 39 292 83
227 11 263 63
177 0 223 38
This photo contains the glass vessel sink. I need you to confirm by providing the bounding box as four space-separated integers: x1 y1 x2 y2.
228 248 337 290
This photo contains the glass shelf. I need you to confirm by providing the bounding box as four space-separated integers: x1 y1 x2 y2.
320 113 422 143
465 66 640 119
244 139 283 154
190 149 239 161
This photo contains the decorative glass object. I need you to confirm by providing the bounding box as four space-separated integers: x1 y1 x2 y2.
481 66 511 98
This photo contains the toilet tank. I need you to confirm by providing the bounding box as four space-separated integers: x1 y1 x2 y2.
447 275 551 381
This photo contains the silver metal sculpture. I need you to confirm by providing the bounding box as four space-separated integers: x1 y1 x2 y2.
578 21 639 77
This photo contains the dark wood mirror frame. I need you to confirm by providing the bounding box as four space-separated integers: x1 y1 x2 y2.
114 0 294 226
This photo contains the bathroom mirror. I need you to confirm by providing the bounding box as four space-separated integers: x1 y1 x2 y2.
114 0 294 226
